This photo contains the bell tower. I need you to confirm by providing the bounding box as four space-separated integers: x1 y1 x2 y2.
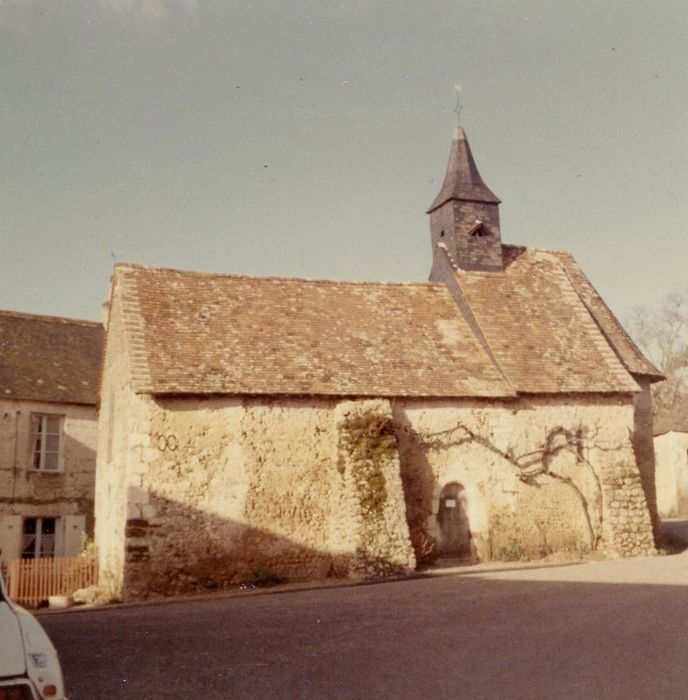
427 127 503 273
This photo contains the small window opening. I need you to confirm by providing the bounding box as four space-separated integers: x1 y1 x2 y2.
469 220 489 238
440 230 445 238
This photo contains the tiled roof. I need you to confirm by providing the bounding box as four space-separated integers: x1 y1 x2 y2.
549 250 663 380
0 311 103 405
115 264 516 398
455 246 641 394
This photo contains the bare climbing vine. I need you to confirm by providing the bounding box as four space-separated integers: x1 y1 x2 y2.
412 421 618 551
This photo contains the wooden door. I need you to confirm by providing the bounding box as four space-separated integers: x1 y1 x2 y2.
437 482 472 557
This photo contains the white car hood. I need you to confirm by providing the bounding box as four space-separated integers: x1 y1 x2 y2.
0 600 26 677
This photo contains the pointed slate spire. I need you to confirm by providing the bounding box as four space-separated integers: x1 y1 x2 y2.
427 127 500 213
427 127 504 273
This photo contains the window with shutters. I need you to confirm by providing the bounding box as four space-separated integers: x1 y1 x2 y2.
21 517 57 559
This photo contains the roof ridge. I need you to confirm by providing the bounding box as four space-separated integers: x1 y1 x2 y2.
435 249 516 394
0 309 101 327
115 262 441 288
512 244 570 256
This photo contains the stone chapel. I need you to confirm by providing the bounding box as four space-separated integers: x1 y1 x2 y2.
95 127 663 601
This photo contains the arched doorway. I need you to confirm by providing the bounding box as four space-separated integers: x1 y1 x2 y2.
437 482 472 558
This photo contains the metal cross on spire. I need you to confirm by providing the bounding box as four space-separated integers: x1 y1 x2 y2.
453 82 463 126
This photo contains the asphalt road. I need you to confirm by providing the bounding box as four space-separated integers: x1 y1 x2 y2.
40 533 688 700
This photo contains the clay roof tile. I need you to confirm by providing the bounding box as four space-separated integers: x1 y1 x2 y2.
455 247 643 393
114 264 515 399
0 311 103 404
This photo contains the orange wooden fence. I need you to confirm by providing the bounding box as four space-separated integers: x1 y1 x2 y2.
5 556 98 608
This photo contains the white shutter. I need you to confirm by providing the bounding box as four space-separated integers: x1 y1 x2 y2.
0 515 22 565
62 515 86 557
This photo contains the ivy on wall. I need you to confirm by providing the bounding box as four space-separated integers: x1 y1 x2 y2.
339 409 397 516
334 401 416 577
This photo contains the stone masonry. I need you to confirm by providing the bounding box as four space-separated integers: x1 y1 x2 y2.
96 385 654 601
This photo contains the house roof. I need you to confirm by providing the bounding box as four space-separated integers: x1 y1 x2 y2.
550 250 663 381
114 264 516 398
454 246 643 394
0 311 103 405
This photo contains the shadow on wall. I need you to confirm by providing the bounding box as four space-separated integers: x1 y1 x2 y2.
62 433 97 536
394 415 597 567
629 420 660 538
115 491 411 601
395 433 490 567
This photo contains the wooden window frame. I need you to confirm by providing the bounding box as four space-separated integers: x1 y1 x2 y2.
21 516 57 559
28 413 64 473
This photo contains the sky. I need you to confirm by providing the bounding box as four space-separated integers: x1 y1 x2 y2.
1 0 686 323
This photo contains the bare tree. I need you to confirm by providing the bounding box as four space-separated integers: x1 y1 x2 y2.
627 289 688 419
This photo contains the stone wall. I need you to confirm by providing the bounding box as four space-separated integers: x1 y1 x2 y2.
99 394 341 599
0 398 97 564
94 288 146 598
632 377 660 540
394 394 655 562
654 431 688 517
332 400 415 577
108 395 417 599
97 374 656 600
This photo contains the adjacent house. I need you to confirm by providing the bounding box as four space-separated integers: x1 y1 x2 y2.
653 410 688 517
0 311 103 566
95 127 663 601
